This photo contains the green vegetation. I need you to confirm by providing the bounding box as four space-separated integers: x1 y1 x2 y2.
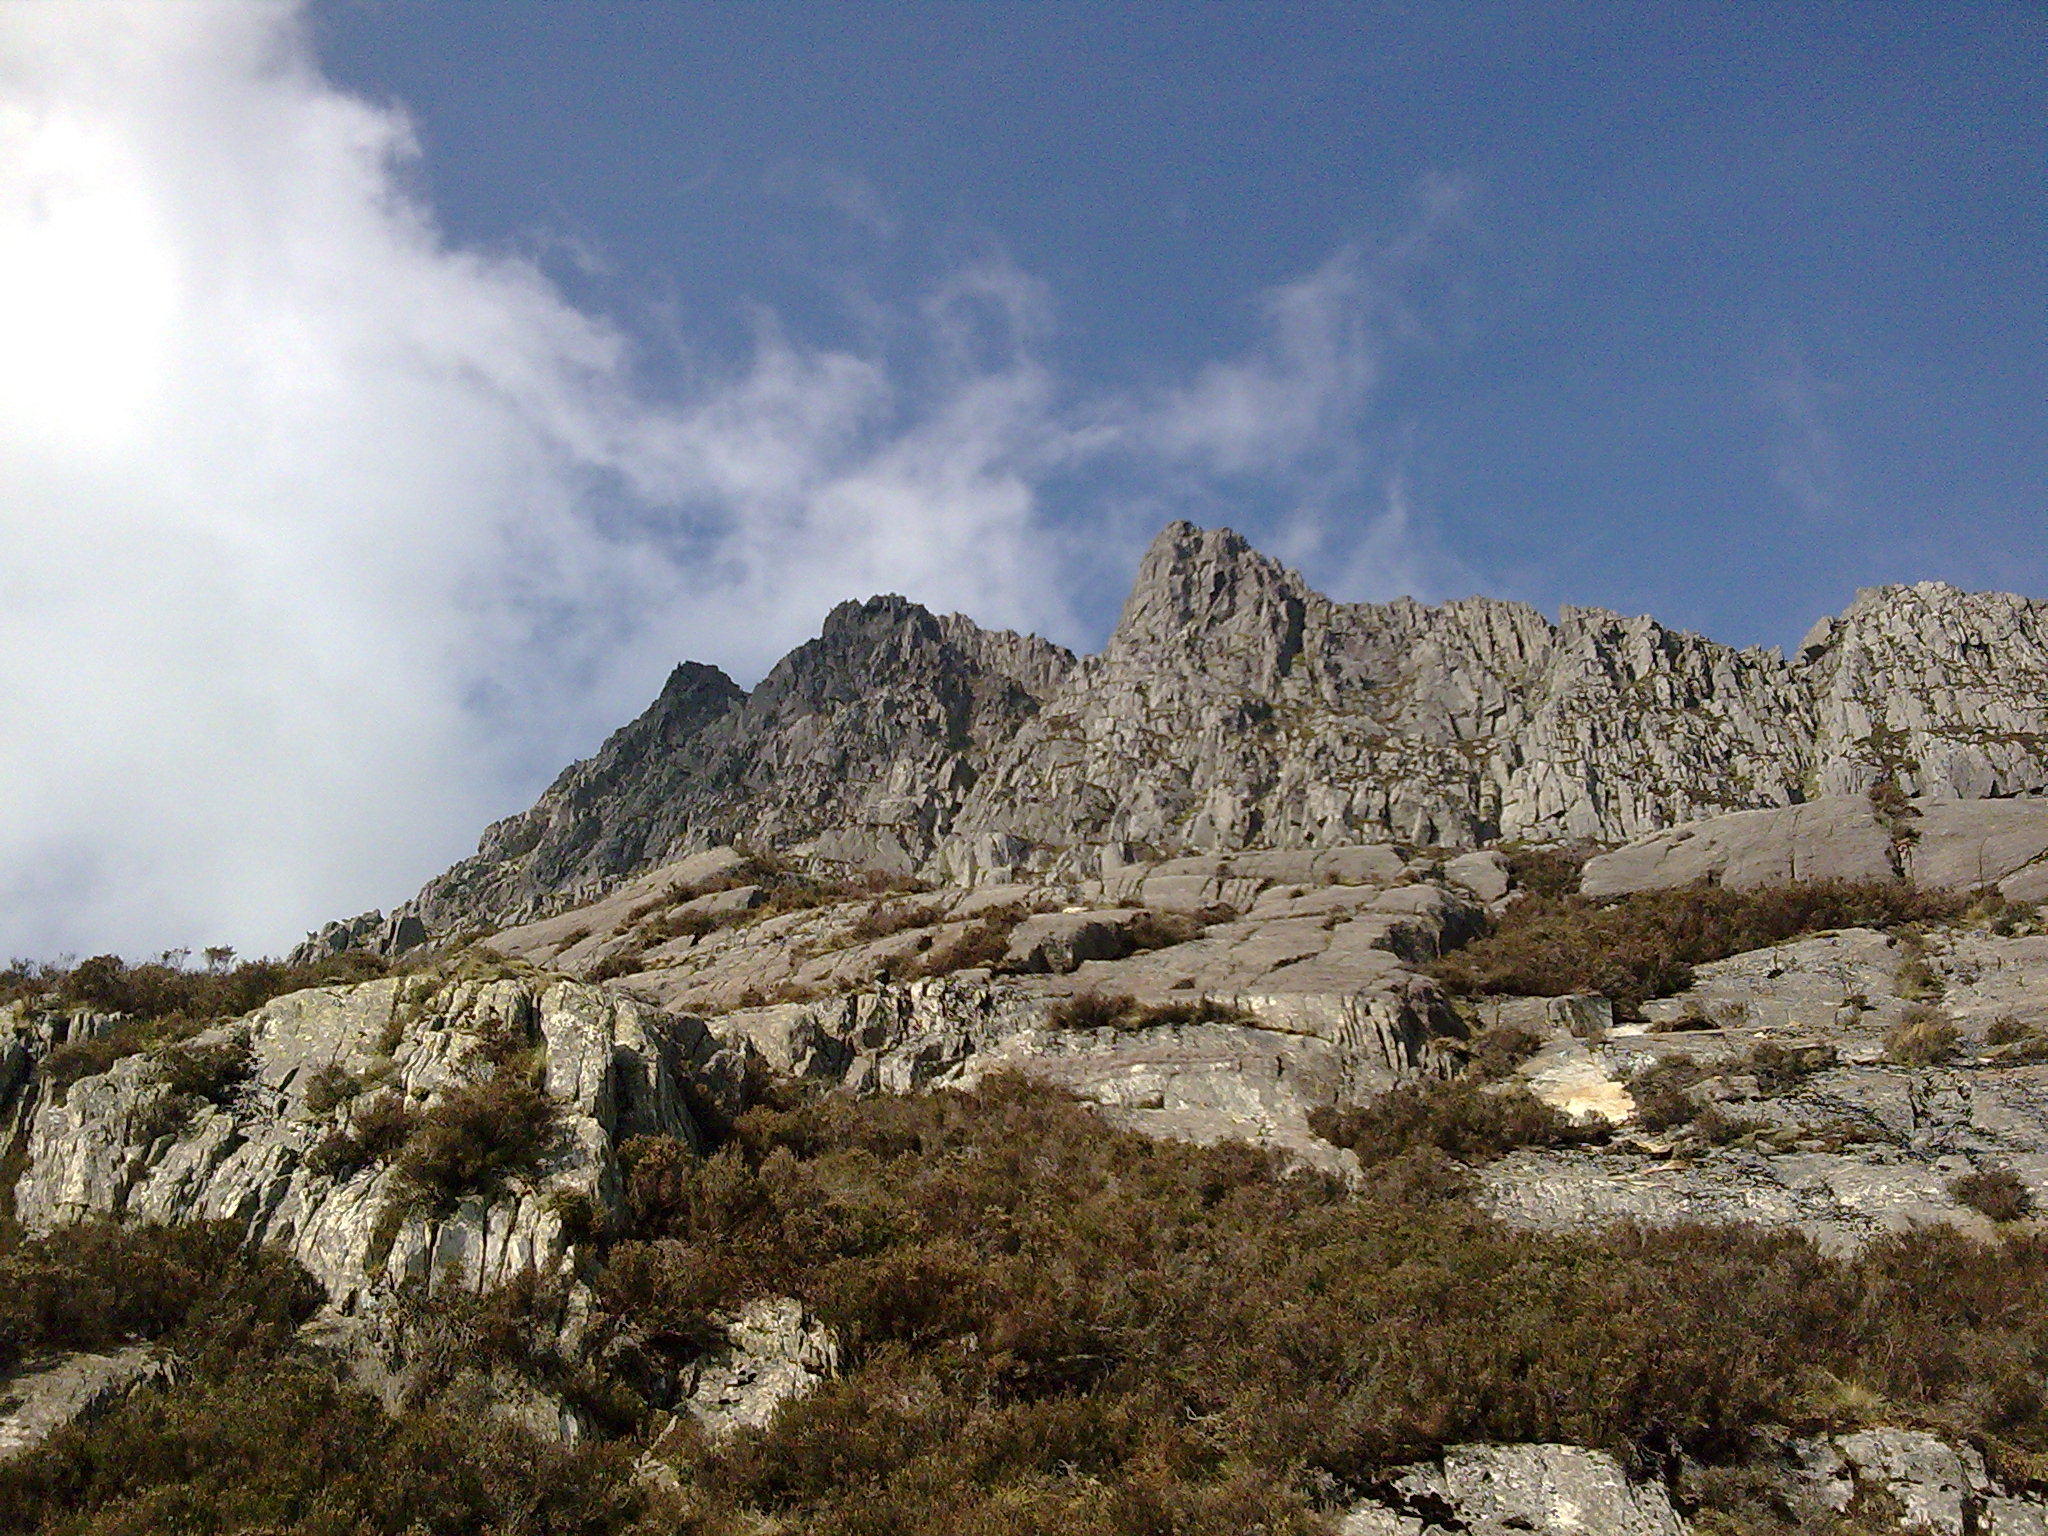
391 1066 560 1215
0 1220 316 1376
1432 878 1969 1015
306 1091 421 1180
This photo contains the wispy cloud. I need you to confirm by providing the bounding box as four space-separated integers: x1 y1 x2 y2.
1759 341 1849 520
0 2 1456 958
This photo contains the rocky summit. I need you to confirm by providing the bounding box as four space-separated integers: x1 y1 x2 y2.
399 520 2048 939
9 519 2048 1534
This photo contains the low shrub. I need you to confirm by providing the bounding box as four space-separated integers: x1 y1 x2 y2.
1629 1057 1708 1133
1310 1078 1605 1167
152 1031 253 1104
1885 1011 1961 1066
1121 909 1209 952
39 1014 202 1103
307 1091 421 1180
23 951 388 1102
1952 1167 2034 1223
0 1219 318 1375
41 949 385 1024
1743 1039 1834 1093
1500 843 1594 898
1045 992 1252 1032
910 906 1032 978
1046 990 1134 1030
846 900 949 944
1989 1015 2036 1047
1894 954 1945 1001
301 1062 364 1117
392 1068 560 1214
586 945 647 983
1465 1023 1545 1080
25 1077 2048 1527
1432 878 1968 1015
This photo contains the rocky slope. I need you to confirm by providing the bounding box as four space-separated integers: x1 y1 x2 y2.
394 521 2048 939
15 798 2048 1528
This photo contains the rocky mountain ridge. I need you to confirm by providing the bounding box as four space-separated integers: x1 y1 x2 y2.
397 521 2048 940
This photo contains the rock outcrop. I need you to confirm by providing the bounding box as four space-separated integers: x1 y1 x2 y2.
10 969 715 1313
409 602 1074 932
386 522 2048 939
1581 794 2048 900
0 1346 170 1461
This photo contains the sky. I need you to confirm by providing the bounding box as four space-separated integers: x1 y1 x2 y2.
1 2 2042 960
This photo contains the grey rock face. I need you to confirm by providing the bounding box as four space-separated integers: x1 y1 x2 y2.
11 972 707 1314
1478 920 2048 1253
0 1346 169 1461
289 910 429 967
1345 1443 1687 1535
409 601 1074 932
680 1297 838 1438
398 522 2048 937
1581 794 2048 899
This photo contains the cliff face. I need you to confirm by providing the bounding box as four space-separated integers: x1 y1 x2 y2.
404 521 2048 935
410 598 1076 930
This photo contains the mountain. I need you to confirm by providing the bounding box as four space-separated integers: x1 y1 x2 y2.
13 521 2048 1530
404 521 2048 936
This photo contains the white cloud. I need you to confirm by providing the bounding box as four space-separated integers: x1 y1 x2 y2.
0 2 1444 959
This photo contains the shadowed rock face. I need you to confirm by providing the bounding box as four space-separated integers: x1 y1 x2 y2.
401 521 2048 936
410 598 1076 931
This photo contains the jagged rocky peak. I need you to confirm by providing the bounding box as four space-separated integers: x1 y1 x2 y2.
391 521 2048 939
1799 580 2048 801
406 594 1074 933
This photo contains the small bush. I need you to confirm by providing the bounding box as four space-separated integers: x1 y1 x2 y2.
301 1062 363 1117
1466 1024 1545 1080
39 1015 202 1102
1989 1015 2035 1047
639 907 719 944
307 1091 421 1180
1310 1079 1604 1166
1744 1040 1834 1094
0 1220 319 1375
1501 844 1593 898
392 1069 560 1214
1047 991 1138 1030
1127 996 1254 1029
1885 1012 1961 1066
1629 1057 1708 1133
1952 1167 2034 1223
846 900 948 944
153 1032 253 1104
1894 954 1944 1001
911 907 1031 978
1121 909 1208 952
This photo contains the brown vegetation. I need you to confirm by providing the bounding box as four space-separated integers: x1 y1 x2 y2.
1952 1167 2034 1224
13 950 388 1102
1432 878 1969 1015
1309 1077 1605 1167
1885 1009 1961 1066
1044 991 1252 1031
16 1076 2048 1528
392 1066 561 1214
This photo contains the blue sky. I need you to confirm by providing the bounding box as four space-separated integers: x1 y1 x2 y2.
0 2 2041 957
314 0 2047 650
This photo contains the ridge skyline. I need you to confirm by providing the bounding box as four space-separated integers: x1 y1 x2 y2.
395 519 2048 940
